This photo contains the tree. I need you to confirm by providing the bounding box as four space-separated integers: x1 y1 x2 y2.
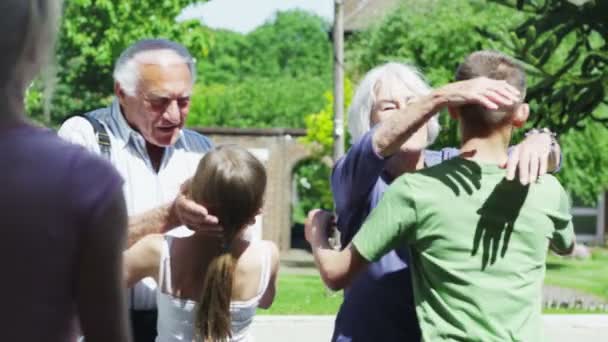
28 0 211 126
484 0 608 133
293 79 353 221
558 120 608 204
187 10 333 129
186 75 330 128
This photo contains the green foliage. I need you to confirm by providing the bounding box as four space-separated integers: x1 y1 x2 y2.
186 75 330 128
486 0 608 133
301 79 354 155
186 10 333 129
292 160 334 221
28 0 211 125
557 118 608 205
293 80 354 220
201 10 331 82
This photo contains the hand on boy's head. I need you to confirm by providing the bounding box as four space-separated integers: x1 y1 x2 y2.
440 77 521 110
173 179 221 232
304 209 335 246
504 132 553 185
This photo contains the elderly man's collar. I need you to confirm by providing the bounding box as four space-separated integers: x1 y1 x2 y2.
110 98 184 149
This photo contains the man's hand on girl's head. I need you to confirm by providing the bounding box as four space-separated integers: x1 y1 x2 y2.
169 178 221 236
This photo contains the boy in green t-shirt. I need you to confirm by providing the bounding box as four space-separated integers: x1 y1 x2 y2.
305 50 575 342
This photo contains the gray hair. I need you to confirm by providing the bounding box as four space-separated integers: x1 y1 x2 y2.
113 39 196 96
348 62 440 145
0 0 62 94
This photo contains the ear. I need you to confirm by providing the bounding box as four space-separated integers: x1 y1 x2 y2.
447 106 460 120
114 82 125 100
512 103 529 128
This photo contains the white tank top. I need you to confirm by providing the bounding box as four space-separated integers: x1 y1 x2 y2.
155 235 273 342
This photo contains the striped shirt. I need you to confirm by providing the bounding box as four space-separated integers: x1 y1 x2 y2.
58 99 213 310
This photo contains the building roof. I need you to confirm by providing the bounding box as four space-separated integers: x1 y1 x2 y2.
343 0 401 32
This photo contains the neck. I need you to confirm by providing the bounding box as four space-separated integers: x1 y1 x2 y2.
385 150 425 179
146 142 165 172
459 126 512 165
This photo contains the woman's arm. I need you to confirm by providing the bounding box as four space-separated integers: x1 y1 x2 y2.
373 77 521 157
123 234 163 288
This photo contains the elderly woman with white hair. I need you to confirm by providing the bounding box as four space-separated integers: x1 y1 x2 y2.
0 1 131 341
329 62 561 341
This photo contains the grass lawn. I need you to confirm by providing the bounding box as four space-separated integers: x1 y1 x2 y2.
545 247 608 301
258 275 341 315
259 248 608 315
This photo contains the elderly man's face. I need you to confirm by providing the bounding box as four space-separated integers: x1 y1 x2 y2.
370 75 428 152
120 61 193 147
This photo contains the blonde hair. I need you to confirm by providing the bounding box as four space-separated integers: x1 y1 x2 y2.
190 145 267 341
0 0 62 104
348 62 440 145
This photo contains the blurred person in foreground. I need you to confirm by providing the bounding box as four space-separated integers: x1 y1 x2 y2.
0 0 131 341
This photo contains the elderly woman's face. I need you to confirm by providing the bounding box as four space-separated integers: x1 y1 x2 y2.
370 75 429 152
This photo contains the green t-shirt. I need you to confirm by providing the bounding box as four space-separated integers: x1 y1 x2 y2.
353 158 574 342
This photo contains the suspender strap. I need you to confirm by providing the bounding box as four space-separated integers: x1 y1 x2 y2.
81 113 112 159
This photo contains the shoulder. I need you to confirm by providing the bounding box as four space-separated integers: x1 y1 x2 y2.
181 128 214 153
261 240 280 275
58 108 111 151
58 116 94 139
263 240 279 263
535 174 568 202
245 240 279 272
396 158 466 197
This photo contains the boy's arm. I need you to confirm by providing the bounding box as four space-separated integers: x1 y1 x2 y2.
305 210 370 291
549 186 576 255
307 180 417 290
